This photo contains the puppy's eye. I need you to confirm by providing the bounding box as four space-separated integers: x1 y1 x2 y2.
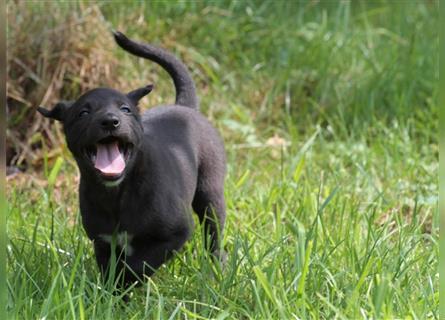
79 110 90 117
120 105 131 114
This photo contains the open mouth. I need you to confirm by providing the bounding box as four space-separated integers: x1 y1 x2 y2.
84 136 132 180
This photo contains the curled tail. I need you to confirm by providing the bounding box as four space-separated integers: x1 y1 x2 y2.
113 31 199 110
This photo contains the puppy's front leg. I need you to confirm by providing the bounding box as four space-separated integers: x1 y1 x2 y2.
93 240 112 277
94 238 129 284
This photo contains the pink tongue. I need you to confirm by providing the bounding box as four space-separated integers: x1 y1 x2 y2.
94 141 125 176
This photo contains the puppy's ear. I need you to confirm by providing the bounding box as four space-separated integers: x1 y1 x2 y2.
127 84 153 105
37 101 72 121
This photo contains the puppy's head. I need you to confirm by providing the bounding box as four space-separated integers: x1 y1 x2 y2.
38 85 153 186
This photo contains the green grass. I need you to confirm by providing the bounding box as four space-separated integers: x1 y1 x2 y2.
7 1 438 319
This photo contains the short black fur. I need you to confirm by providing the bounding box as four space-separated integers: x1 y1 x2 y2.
38 32 226 286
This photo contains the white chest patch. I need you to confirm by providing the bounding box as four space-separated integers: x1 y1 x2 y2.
100 232 134 256
103 176 125 188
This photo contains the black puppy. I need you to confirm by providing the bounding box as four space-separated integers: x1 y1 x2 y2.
38 31 226 285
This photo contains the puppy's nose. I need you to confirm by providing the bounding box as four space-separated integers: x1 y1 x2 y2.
101 114 120 130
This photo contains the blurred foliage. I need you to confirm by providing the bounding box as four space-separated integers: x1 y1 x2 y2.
6 0 438 170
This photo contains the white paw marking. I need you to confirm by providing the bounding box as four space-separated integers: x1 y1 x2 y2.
100 232 134 256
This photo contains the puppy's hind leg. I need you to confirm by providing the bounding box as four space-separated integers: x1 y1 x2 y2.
192 186 226 260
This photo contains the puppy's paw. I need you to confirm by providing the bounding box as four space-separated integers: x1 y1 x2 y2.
213 249 228 266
